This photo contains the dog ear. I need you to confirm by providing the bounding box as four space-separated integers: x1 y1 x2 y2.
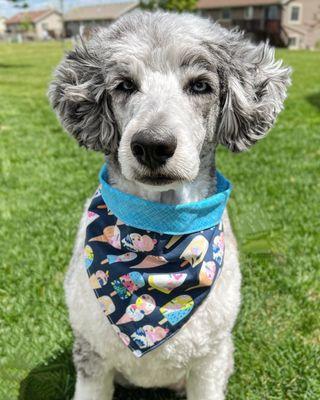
48 42 118 153
217 40 291 152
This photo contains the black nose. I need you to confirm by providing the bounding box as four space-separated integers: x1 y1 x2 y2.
131 130 177 169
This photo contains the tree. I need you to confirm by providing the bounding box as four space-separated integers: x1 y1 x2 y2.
19 15 33 32
140 0 198 12
7 0 28 8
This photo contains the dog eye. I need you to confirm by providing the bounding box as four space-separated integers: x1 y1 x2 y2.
116 79 137 94
188 80 212 95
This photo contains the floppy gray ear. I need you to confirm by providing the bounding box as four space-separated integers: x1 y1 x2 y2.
48 43 118 153
218 41 291 152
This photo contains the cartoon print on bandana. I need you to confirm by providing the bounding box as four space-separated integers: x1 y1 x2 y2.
83 187 225 357
180 235 209 268
110 272 145 300
122 233 157 252
148 273 187 294
116 294 156 325
130 255 168 269
159 295 194 326
89 225 121 249
89 270 109 289
87 210 100 225
120 272 145 293
131 325 169 349
212 231 224 265
98 295 115 316
186 261 216 291
84 245 94 268
101 252 137 265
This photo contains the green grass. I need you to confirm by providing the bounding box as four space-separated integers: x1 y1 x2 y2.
0 42 319 400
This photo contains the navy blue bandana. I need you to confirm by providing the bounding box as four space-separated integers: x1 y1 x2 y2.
83 165 231 357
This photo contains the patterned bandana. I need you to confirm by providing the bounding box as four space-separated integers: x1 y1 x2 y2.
83 165 231 357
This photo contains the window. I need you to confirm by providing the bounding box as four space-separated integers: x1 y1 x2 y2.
244 6 254 20
288 36 300 49
288 37 296 46
290 5 301 22
42 22 48 30
267 5 279 20
221 8 231 20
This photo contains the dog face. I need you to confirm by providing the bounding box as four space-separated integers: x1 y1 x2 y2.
107 33 221 187
49 11 290 189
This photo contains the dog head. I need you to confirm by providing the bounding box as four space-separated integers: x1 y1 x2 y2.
49 11 290 190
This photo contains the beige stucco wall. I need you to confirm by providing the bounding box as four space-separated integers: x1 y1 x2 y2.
0 17 6 34
35 12 63 39
282 0 320 49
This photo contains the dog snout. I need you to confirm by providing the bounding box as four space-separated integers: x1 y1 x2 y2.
131 130 177 169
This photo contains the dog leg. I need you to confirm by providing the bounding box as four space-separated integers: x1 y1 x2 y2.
186 335 234 400
72 334 114 400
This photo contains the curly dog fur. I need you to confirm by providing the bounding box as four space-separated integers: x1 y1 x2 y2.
49 10 290 400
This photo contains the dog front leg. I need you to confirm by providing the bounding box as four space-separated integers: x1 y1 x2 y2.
72 334 114 400
186 335 234 400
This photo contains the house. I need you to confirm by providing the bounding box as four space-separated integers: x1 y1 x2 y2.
64 2 139 38
197 0 320 49
5 9 63 39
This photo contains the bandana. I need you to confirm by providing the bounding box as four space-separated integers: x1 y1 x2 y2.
83 164 232 357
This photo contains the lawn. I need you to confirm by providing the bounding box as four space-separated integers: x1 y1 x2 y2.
0 41 319 400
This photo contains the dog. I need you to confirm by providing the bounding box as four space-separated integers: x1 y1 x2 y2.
49 10 290 400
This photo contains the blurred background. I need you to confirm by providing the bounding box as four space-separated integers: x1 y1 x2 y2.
0 1 319 399
1 0 320 47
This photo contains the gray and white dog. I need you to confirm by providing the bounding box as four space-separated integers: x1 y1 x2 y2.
49 11 290 400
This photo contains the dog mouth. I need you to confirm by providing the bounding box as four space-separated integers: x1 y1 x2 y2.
136 173 182 186
129 164 195 187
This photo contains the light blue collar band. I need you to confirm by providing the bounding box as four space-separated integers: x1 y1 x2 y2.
99 164 232 235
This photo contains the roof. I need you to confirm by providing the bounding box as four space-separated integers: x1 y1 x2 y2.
6 9 60 25
198 0 281 9
64 2 138 22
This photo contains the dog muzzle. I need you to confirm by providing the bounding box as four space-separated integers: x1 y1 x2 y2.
83 164 232 357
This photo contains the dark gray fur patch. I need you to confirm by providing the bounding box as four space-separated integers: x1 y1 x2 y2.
48 45 119 154
204 38 291 152
73 334 104 379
